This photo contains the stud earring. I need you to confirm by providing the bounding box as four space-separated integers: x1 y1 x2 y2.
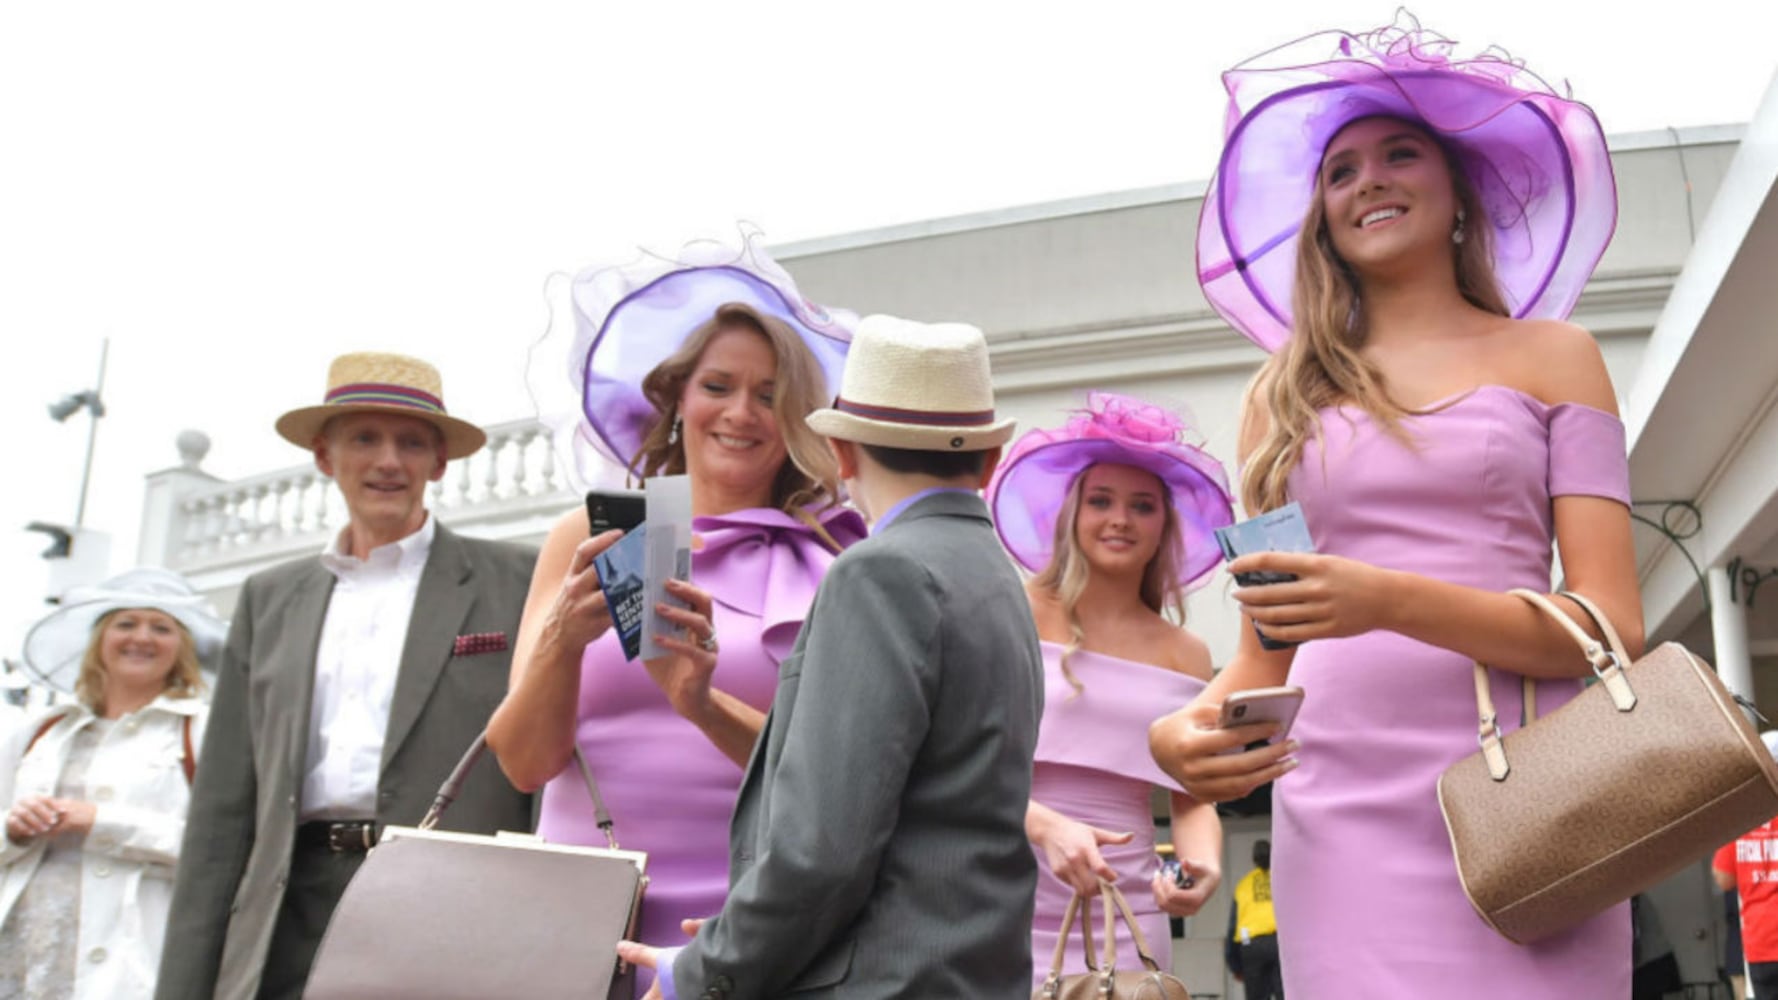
667 415 681 446
1452 208 1468 246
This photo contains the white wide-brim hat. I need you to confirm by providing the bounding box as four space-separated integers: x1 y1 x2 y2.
22 567 227 693
806 314 1015 451
275 352 487 460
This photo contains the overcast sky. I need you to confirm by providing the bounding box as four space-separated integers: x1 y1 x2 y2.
2 1 1775 656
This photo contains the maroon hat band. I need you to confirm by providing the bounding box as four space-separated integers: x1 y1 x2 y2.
833 396 997 427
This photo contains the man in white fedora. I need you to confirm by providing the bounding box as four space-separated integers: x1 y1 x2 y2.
156 352 537 1000
620 315 1045 999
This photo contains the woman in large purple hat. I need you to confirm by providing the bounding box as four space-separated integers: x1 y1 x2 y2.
988 391 1234 988
486 235 865 992
1151 15 1641 997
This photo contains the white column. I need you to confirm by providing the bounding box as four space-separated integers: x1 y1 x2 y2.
1708 564 1757 718
137 431 222 568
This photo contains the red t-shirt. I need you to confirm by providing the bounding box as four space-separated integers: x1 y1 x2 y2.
1715 817 1778 962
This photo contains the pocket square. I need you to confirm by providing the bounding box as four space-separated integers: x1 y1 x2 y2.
453 632 510 656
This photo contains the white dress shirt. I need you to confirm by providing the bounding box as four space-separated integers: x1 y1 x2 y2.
299 515 434 821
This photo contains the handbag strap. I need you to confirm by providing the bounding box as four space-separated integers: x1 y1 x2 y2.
420 732 619 849
1469 589 1638 780
1100 881 1167 971
1037 890 1096 997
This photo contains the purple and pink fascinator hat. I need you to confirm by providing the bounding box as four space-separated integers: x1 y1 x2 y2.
1196 11 1618 352
534 228 857 488
987 392 1235 592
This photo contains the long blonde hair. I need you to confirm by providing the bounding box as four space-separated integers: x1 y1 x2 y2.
1032 465 1188 692
629 302 840 512
76 609 204 714
1241 120 1511 514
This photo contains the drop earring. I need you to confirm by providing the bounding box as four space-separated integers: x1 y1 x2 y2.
667 415 681 446
1452 208 1468 246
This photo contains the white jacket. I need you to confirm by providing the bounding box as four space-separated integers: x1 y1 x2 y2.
0 694 208 999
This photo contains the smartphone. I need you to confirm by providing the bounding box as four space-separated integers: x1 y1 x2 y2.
1217 685 1305 745
584 489 646 535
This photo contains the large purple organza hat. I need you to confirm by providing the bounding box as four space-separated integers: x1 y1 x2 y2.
1196 12 1618 351
987 392 1235 592
534 229 858 487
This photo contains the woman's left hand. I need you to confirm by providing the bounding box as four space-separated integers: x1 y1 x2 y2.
1152 857 1219 917
1228 552 1398 644
643 579 722 722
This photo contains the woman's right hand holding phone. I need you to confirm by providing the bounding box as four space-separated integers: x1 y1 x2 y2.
1148 698 1298 804
542 530 622 654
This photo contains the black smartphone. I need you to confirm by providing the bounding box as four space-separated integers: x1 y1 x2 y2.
584 489 646 535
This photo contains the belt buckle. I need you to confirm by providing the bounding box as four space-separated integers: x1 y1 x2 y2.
327 822 373 853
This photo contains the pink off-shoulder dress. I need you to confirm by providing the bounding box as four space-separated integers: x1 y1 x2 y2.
1029 641 1206 986
1273 386 1634 998
535 505 864 993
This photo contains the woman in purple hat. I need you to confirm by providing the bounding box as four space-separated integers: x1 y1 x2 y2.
487 237 864 992
987 391 1235 988
1151 15 1641 998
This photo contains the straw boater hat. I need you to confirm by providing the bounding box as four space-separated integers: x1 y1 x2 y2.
987 392 1235 591
22 567 227 694
805 315 1016 451
275 352 486 460
1195 12 1617 352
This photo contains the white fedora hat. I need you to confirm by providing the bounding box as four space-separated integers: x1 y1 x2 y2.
806 314 1015 451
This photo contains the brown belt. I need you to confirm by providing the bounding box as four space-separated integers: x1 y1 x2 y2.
296 820 380 854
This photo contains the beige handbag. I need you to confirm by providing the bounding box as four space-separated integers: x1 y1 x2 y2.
304 735 648 1000
1438 589 1778 944
1034 881 1190 1000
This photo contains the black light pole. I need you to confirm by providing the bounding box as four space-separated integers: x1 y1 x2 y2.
47 338 109 530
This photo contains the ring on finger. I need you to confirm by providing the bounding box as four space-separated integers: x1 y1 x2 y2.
698 632 719 654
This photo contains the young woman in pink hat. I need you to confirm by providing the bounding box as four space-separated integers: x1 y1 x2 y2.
1151 15 1641 998
988 391 1235 988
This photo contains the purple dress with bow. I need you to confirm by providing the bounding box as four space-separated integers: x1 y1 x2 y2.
536 505 864 992
1274 386 1633 997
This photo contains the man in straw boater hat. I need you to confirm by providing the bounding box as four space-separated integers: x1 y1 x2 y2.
619 315 1045 999
156 353 538 1000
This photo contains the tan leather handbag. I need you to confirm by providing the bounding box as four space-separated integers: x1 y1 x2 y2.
1034 881 1190 1000
304 735 648 1000
1438 589 1778 944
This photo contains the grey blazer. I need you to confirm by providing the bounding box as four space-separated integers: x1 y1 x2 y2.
154 524 537 1000
672 490 1044 999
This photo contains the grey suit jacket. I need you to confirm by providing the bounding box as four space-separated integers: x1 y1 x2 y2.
155 523 537 1000
672 490 1044 999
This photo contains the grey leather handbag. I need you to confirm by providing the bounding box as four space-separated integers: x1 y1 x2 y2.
304 734 648 1000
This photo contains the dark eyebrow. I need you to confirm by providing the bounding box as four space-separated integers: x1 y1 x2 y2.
696 367 775 387
1323 131 1430 168
1085 486 1161 500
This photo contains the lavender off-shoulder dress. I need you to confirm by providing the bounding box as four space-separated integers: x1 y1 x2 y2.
1274 385 1634 998
535 505 863 993
1029 641 1206 986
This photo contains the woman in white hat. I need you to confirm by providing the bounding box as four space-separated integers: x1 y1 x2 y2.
0 567 223 1000
486 236 864 993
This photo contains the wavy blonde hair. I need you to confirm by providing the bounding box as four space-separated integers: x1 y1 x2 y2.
76 609 205 713
629 302 840 512
1032 465 1188 693
1240 119 1510 514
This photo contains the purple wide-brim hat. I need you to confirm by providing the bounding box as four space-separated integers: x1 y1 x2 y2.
1196 13 1618 352
535 229 857 487
987 392 1235 592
